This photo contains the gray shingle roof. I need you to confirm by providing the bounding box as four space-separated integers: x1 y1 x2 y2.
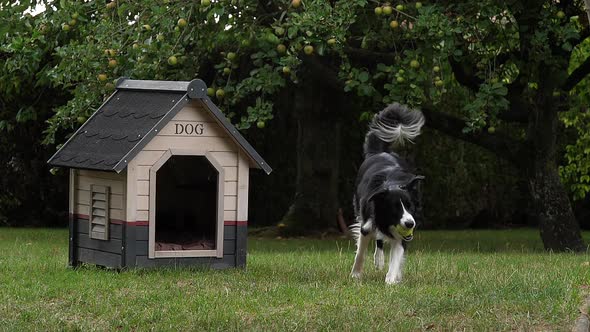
48 78 272 174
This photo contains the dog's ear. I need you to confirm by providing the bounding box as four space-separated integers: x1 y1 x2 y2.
360 189 385 221
367 189 386 203
400 175 425 190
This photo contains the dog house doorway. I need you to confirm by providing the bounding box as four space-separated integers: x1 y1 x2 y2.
149 150 224 258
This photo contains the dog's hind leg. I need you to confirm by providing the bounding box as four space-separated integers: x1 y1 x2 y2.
385 238 405 285
351 233 370 279
374 233 385 270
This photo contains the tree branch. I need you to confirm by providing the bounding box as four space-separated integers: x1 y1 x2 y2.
421 106 527 165
499 84 529 123
562 55 590 91
303 57 345 90
496 49 521 65
343 47 395 65
557 0 573 10
448 58 483 92
498 107 528 123
303 55 529 163
573 27 590 48
583 0 590 24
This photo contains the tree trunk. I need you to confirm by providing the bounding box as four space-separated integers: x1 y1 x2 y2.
280 78 342 235
525 93 586 252
528 163 586 251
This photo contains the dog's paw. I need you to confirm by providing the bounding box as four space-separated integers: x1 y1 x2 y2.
350 270 362 279
385 273 402 285
374 251 384 271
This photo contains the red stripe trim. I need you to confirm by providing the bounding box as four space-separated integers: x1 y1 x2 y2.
224 221 248 226
128 221 149 226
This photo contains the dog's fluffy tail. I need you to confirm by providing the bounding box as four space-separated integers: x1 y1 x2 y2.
363 103 425 156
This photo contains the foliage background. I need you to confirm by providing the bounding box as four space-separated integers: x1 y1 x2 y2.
1 0 589 232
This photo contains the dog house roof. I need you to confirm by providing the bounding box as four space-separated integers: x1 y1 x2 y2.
47 78 272 174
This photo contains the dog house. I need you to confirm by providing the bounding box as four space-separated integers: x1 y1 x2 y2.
48 78 271 269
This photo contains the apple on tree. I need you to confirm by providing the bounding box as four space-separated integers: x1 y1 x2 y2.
216 88 225 99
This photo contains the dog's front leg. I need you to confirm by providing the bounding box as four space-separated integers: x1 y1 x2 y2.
374 234 385 270
385 239 404 284
351 233 370 279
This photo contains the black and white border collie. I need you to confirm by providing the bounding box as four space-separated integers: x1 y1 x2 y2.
350 103 425 284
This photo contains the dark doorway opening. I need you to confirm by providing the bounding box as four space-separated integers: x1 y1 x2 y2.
155 155 218 251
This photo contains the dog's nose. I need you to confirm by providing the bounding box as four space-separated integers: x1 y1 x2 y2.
404 221 415 229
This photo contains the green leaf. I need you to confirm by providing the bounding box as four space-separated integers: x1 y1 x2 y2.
288 26 298 39
358 71 369 83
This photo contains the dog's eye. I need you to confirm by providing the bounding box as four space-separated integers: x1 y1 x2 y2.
402 200 414 211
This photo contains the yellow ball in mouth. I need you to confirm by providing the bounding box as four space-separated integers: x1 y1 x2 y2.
395 224 414 238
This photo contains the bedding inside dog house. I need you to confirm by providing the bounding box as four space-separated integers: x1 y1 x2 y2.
48 78 272 269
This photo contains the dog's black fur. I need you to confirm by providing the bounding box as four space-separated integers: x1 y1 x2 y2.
353 103 425 242
350 103 425 283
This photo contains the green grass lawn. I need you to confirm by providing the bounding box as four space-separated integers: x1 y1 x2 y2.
0 228 589 331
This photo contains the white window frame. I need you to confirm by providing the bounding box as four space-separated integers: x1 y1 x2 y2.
148 149 225 258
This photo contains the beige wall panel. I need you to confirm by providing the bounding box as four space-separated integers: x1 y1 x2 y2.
132 150 167 166
75 170 127 221
75 204 89 215
126 162 137 222
172 103 214 122
237 152 250 221
224 166 238 182
76 175 125 195
210 151 238 167
137 166 150 181
78 170 125 181
137 195 149 211
225 181 238 196
137 210 149 221
137 180 150 196
224 210 237 221
224 196 237 211
142 136 236 152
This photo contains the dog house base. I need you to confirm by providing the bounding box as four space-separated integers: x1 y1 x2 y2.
50 78 271 270
69 217 246 269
